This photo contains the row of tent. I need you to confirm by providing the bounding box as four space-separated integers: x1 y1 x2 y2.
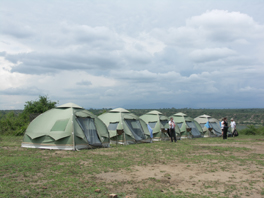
140 111 222 141
21 103 223 150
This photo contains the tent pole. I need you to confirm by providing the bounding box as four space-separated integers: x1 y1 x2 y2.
120 112 126 145
207 117 210 138
158 114 162 141
182 115 189 139
72 114 75 151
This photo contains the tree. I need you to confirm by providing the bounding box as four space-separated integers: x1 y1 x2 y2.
0 95 57 136
24 95 57 114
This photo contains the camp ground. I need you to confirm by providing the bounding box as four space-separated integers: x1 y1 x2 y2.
170 112 203 139
194 114 222 137
98 108 152 145
21 103 110 150
140 110 174 141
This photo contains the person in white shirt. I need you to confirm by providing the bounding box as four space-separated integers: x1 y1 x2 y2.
221 118 224 136
230 118 236 136
169 117 177 142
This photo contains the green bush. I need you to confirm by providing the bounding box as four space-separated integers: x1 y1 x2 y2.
257 126 264 135
0 111 29 136
239 125 264 136
0 95 57 136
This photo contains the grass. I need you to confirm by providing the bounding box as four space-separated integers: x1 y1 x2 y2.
0 135 264 197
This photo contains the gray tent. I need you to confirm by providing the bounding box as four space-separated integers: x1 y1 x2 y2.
99 108 151 145
140 110 174 141
22 103 110 150
194 114 222 137
170 112 203 139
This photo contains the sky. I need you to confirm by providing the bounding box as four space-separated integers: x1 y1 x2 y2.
0 0 264 110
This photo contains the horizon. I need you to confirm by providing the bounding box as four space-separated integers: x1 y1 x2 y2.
1 106 264 111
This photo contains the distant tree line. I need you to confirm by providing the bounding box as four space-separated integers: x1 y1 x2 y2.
88 108 264 125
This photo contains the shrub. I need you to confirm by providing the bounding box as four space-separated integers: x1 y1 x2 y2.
0 95 57 136
0 111 29 136
239 125 264 136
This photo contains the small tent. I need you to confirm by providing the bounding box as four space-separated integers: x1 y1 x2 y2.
170 112 203 139
98 108 151 144
21 103 110 150
140 110 176 141
194 114 222 137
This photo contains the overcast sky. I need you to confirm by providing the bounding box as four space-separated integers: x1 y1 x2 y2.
0 0 264 110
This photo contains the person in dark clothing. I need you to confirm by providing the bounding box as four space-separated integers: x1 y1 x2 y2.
169 117 177 142
223 117 228 139
167 128 171 138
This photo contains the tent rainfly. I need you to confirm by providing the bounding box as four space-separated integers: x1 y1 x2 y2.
170 112 203 139
21 103 110 150
140 110 175 141
194 114 222 137
98 108 152 145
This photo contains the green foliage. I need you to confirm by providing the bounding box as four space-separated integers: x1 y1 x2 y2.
24 95 57 114
0 95 57 136
239 125 264 136
0 111 29 136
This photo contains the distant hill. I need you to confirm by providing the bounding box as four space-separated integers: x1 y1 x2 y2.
122 102 176 109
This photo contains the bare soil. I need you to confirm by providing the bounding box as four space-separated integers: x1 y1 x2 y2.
96 142 264 197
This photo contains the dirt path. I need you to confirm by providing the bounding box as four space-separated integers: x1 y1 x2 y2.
96 142 264 197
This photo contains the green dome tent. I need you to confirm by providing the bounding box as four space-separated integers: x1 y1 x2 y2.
194 114 222 137
140 110 175 141
21 103 110 150
170 112 203 139
99 108 151 145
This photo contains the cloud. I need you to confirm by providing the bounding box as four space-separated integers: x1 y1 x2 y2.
186 10 263 42
239 86 264 93
1 2 264 109
0 51 6 56
153 9 264 48
189 47 237 63
76 80 92 86
6 51 121 74
1 20 36 39
0 87 43 96
2 23 164 75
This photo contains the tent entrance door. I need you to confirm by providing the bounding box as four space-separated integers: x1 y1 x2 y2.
76 117 102 147
186 121 201 138
124 119 146 141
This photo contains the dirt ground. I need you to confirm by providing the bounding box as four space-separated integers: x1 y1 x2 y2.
96 142 264 197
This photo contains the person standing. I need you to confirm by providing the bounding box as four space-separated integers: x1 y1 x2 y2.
230 118 236 137
223 117 228 140
221 118 224 137
169 117 177 142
